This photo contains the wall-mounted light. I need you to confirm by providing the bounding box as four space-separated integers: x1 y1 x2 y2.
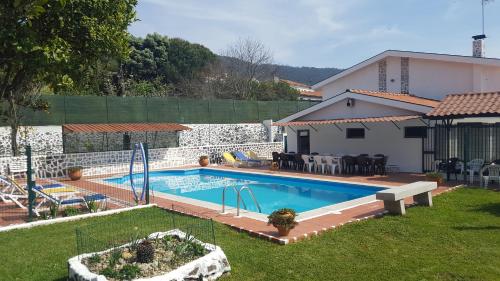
347 98 355 107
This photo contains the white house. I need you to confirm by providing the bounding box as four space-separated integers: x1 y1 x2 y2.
275 42 500 174
314 50 500 101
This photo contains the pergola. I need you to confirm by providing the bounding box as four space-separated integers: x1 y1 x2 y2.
426 92 500 180
62 123 191 153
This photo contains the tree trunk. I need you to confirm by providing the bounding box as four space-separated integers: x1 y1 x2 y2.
7 98 20 156
10 123 19 156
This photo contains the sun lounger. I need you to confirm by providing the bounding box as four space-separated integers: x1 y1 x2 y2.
234 151 265 166
32 188 107 217
246 151 272 164
0 176 28 208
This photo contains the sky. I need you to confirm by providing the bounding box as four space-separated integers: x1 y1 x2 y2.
129 0 500 68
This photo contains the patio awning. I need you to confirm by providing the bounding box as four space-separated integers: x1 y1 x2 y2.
62 123 191 133
273 115 422 127
426 91 500 119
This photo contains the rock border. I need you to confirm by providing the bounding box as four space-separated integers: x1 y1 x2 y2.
68 229 231 281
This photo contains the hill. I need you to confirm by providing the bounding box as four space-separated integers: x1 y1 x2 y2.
274 65 343 86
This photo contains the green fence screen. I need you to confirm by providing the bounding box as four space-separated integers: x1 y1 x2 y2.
10 96 319 125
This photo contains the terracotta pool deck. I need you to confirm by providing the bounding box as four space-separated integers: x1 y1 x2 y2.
1 166 463 244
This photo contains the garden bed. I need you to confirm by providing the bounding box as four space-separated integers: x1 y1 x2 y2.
68 229 230 281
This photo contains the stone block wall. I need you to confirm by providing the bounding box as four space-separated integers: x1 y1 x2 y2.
0 126 63 156
17 142 284 179
0 123 282 156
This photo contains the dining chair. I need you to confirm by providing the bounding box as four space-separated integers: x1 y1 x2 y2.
324 156 339 175
313 155 326 174
301 154 314 173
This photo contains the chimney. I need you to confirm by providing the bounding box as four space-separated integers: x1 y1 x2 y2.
472 34 486 58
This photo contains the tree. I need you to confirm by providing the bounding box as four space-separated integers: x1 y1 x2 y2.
221 38 276 99
0 0 137 155
123 34 216 96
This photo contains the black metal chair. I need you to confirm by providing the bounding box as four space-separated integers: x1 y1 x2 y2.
374 156 388 175
294 154 304 170
279 153 287 169
356 155 373 175
341 156 356 174
438 158 462 181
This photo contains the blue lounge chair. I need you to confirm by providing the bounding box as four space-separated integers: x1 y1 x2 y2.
233 151 264 166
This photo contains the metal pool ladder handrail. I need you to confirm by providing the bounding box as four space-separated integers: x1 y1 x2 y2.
222 186 246 213
237 186 262 216
221 185 261 216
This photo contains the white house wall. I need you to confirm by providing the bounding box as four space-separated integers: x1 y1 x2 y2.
319 56 500 101
285 119 424 173
408 58 473 100
297 99 420 121
321 63 379 100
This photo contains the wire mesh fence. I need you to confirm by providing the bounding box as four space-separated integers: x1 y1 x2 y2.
75 206 216 256
0 144 154 224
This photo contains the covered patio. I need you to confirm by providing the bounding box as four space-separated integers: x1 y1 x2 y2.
274 89 440 173
425 92 500 183
62 123 191 153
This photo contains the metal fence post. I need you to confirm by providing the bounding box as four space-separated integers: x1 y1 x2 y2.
143 143 150 204
26 145 36 221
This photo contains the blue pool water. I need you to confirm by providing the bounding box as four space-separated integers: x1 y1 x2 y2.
104 169 385 214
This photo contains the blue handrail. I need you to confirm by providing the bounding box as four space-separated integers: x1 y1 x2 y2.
129 143 148 202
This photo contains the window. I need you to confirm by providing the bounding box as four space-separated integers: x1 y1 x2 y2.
404 126 427 138
346 128 365 139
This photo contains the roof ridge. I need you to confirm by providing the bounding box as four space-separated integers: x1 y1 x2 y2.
445 91 500 97
347 89 440 101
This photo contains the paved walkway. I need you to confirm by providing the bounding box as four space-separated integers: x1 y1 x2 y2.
0 166 460 244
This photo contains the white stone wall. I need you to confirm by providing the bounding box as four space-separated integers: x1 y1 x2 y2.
1 142 283 179
0 123 283 156
178 123 270 147
0 126 62 156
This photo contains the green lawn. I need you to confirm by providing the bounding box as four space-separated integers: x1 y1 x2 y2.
0 188 499 281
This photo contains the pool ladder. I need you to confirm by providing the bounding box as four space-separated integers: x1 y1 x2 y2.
222 185 262 216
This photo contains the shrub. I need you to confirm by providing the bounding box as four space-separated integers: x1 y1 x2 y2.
426 172 444 184
136 240 155 263
86 200 99 213
63 207 80 217
87 254 101 264
49 202 59 218
117 264 141 280
101 267 118 278
108 249 122 267
267 208 298 230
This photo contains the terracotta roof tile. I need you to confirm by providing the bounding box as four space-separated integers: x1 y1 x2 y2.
299 90 322 98
426 91 500 118
347 89 440 108
63 123 191 133
280 79 311 89
273 115 421 126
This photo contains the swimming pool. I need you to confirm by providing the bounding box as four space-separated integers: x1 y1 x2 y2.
104 169 386 216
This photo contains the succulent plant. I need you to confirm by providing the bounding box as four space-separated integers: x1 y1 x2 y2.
136 240 155 263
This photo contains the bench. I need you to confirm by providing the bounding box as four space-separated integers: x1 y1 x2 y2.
375 181 437 215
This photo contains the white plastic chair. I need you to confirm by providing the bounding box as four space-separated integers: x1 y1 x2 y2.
482 165 500 188
313 155 326 174
466 159 484 184
301 155 314 173
323 156 339 175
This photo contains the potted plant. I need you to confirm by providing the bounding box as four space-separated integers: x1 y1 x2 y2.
267 208 298 236
425 172 444 185
67 166 83 181
199 156 209 167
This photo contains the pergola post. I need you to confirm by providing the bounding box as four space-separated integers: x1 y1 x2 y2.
442 118 454 181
